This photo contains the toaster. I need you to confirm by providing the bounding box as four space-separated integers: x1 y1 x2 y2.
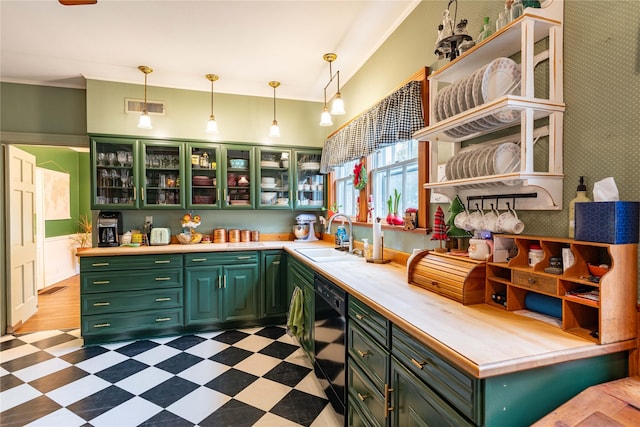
150 228 171 245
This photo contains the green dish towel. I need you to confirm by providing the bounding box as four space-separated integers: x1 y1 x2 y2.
286 286 304 338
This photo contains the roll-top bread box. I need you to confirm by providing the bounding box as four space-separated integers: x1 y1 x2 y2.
408 251 486 305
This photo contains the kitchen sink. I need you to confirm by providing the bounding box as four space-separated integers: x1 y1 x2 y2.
295 247 355 262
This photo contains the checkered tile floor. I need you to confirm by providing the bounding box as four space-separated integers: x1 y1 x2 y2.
0 326 341 426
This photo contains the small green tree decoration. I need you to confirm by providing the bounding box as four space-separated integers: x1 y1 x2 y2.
446 195 472 249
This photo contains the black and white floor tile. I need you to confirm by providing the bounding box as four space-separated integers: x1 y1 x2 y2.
0 326 341 426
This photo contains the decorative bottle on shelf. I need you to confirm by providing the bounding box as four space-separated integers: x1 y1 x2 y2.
510 0 524 21
477 16 493 42
568 176 591 238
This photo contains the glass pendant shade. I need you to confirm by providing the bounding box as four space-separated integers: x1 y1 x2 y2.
269 120 281 137
331 93 345 115
320 107 333 126
206 115 218 133
138 112 152 129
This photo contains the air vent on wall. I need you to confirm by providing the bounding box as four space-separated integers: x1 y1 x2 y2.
125 98 166 116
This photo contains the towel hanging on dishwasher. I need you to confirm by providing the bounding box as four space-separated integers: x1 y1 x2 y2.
286 286 304 338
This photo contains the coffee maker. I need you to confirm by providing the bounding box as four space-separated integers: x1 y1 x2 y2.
98 211 123 247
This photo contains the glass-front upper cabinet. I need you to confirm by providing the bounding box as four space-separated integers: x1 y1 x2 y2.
140 141 184 209
91 137 139 210
224 145 254 209
294 149 324 210
186 143 222 209
256 147 291 209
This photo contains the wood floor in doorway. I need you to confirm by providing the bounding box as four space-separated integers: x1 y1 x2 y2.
15 275 80 334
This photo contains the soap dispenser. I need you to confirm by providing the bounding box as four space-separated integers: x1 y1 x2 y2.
569 176 591 238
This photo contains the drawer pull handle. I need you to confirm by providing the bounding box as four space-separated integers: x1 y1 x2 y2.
528 278 536 284
155 260 171 264
411 358 427 370
92 302 111 307
155 297 171 302
218 275 222 289
384 384 394 417
236 256 252 260
191 258 207 262
357 349 371 358
357 393 370 401
94 323 111 328
155 277 171 281
93 280 110 285
91 262 110 267
355 314 365 320
430 280 439 287
155 317 172 322
223 275 227 288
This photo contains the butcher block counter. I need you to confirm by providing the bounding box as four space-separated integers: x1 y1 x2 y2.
78 241 637 379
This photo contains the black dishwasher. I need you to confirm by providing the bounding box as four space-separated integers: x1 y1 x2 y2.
314 272 346 422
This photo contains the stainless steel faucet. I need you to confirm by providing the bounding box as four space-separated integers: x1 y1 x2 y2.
326 213 353 254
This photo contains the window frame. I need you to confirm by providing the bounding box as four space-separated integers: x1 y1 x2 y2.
325 68 430 231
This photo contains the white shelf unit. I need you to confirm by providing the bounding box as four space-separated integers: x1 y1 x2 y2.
415 0 565 210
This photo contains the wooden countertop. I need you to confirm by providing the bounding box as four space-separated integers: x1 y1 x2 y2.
78 242 637 379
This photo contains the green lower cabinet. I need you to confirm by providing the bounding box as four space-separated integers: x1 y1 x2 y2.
185 266 224 324
185 263 259 325
262 251 288 317
390 356 473 427
288 257 314 360
224 263 259 321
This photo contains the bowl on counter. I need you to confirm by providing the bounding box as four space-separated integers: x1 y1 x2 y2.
229 159 248 169
588 264 609 277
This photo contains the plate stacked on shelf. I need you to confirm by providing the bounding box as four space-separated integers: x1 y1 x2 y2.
435 58 521 138
445 142 520 182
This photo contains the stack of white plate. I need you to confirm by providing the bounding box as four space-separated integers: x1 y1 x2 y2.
434 57 521 138
261 176 276 189
445 142 520 182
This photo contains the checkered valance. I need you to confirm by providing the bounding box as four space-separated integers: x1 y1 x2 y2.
320 80 424 173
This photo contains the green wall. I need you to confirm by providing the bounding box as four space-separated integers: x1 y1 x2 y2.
16 145 91 237
86 79 328 147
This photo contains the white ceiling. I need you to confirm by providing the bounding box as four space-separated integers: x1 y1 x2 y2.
0 0 420 102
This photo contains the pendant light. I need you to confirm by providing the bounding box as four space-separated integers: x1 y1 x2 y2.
320 52 345 127
205 74 219 134
137 65 153 129
269 81 281 137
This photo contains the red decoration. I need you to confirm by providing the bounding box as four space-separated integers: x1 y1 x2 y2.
431 206 448 252
353 160 367 190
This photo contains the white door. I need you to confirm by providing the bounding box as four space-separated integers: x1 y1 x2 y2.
6 145 38 331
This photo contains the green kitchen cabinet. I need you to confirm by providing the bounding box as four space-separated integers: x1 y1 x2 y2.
91 136 140 209
186 142 222 209
293 149 324 210
288 256 314 360
184 251 259 325
262 250 288 318
256 147 292 209
222 144 255 209
139 139 185 209
80 254 184 345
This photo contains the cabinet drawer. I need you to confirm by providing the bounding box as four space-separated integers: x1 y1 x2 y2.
392 326 479 423
82 308 183 336
289 256 314 284
82 268 183 293
512 270 558 295
81 254 183 271
348 297 389 347
185 251 258 266
82 288 183 315
347 358 385 427
348 322 388 393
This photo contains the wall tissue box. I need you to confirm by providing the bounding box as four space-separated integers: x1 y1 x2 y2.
575 201 639 244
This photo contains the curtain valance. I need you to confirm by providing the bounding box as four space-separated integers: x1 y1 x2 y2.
320 80 424 173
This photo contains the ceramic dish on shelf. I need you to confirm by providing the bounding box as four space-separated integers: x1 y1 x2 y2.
260 160 280 168
494 142 520 175
449 81 462 117
229 159 248 169
229 200 251 206
455 79 468 114
482 58 521 124
472 64 488 108
464 69 480 110
299 162 320 170
435 85 449 121
261 183 277 189
445 155 457 180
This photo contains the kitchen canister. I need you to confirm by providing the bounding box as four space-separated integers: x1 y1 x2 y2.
240 229 251 242
528 244 544 267
250 230 260 242
228 229 241 243
213 228 227 243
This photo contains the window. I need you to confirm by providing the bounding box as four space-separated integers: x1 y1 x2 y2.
370 140 418 221
333 159 358 216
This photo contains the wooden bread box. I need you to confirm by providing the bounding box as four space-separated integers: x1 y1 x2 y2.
408 251 486 305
